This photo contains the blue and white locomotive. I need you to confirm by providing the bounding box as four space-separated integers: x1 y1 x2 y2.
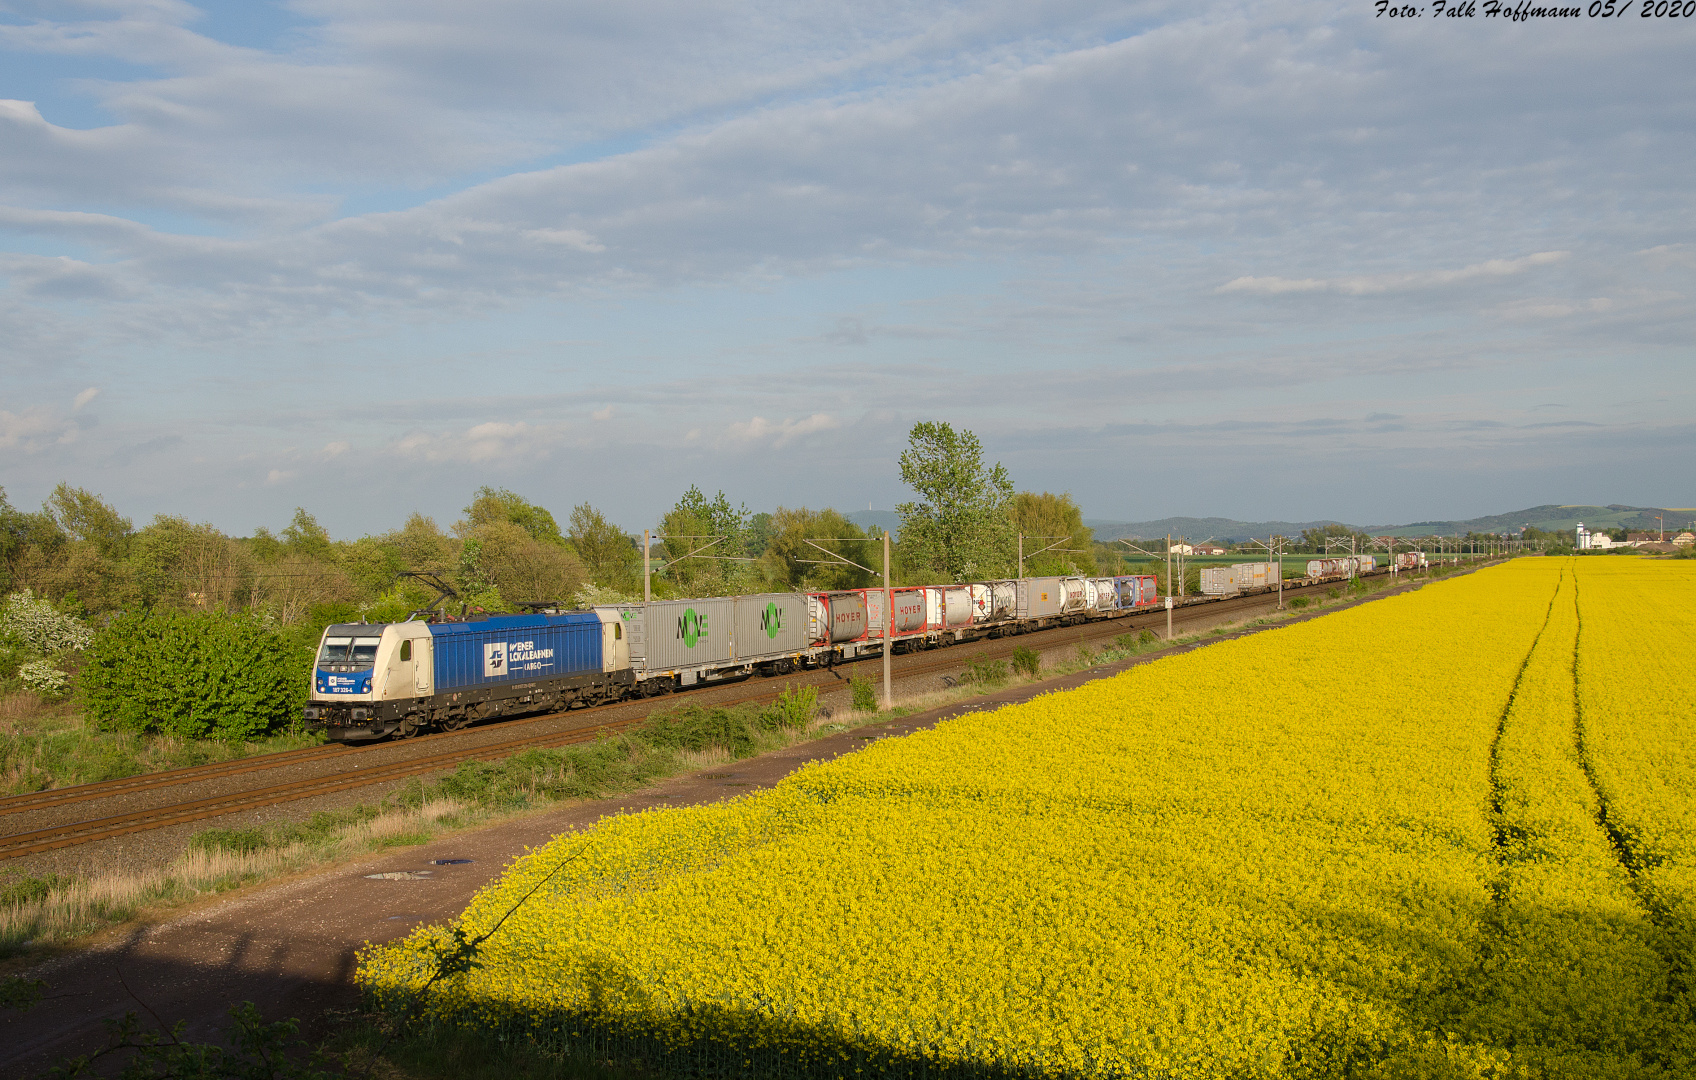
302 610 633 741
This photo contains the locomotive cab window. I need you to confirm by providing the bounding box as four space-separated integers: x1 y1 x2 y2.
400 640 412 662
318 635 381 671
614 624 622 640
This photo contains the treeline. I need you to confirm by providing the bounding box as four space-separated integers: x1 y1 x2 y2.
0 425 1144 631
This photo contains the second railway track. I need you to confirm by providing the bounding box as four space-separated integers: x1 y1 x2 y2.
0 575 1390 862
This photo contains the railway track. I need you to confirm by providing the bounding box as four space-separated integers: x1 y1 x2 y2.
0 572 1410 861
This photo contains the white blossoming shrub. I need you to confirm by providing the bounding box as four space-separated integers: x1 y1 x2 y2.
0 590 94 655
570 583 639 609
18 660 70 699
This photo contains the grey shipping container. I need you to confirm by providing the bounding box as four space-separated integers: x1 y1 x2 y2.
615 597 738 671
1016 577 1065 619
732 593 809 660
1200 567 1237 595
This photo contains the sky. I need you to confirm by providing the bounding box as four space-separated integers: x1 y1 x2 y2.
1 0 1692 538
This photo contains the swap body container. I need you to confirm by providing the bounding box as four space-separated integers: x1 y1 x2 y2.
1200 567 1237 596
1233 562 1280 589
637 598 738 670
1016 577 1066 619
428 612 603 693
732 593 811 660
599 594 807 671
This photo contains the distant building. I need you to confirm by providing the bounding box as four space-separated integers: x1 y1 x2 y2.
1677 532 1695 547
1193 544 1227 555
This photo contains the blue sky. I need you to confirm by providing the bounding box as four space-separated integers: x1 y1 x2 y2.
1 0 1691 537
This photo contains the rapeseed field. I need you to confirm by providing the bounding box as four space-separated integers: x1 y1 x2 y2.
359 558 1696 1078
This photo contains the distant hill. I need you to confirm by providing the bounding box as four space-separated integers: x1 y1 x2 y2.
844 510 903 535
849 505 1691 542
1364 504 1688 537
1082 517 1349 543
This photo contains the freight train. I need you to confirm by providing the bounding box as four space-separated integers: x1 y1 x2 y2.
303 552 1424 743
303 575 1159 742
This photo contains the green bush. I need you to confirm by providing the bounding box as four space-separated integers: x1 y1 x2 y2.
1289 597 1310 609
766 684 818 730
81 610 313 741
0 873 70 908
1011 646 1041 678
849 675 878 713
960 658 1009 686
189 827 268 856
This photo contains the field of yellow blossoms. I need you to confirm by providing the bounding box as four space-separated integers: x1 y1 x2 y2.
359 558 1696 1078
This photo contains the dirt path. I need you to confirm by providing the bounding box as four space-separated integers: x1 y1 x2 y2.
0 573 1445 1077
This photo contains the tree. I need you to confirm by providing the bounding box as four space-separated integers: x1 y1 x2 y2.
762 507 873 591
658 486 755 596
896 422 1014 583
279 508 333 561
1297 524 1362 554
47 483 133 559
130 515 253 613
568 504 638 590
462 487 565 546
1007 492 1094 576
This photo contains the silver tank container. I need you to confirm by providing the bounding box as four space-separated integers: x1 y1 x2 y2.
1059 577 1089 614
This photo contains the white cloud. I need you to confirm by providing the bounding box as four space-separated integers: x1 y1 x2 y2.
393 420 565 463
591 406 614 421
0 407 78 452
1218 253 1571 297
725 413 839 446
522 228 606 252
72 386 100 410
264 469 296 485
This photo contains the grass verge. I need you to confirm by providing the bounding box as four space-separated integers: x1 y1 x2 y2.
0 687 845 958
0 692 324 797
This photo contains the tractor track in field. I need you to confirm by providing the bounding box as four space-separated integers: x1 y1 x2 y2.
0 571 1433 865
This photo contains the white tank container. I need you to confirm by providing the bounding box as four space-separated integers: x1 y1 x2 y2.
1059 577 1089 614
1093 578 1118 610
943 587 972 628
